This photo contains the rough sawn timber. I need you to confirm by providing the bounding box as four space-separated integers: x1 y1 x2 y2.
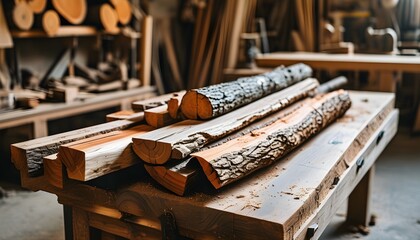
116 91 395 240
133 78 318 165
193 90 352 189
180 63 313 119
11 119 139 177
59 125 154 181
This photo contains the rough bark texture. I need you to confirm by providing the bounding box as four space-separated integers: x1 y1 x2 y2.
182 63 313 119
197 91 352 188
173 79 317 158
11 120 137 176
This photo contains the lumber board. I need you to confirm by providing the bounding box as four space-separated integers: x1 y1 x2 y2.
181 63 313 119
116 91 395 239
144 104 174 128
193 90 352 189
59 125 154 181
133 78 319 165
11 119 140 176
106 110 144 122
43 154 64 188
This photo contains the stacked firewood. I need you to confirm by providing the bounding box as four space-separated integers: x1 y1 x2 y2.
11 64 351 195
5 0 133 36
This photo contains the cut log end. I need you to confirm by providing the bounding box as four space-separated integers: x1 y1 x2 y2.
42 10 60 37
144 165 188 196
132 139 172 165
197 93 213 119
100 3 119 34
52 0 87 25
28 0 47 14
110 0 132 25
13 2 34 30
196 156 222 189
180 91 198 119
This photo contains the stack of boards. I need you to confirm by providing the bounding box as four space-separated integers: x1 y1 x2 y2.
11 63 352 196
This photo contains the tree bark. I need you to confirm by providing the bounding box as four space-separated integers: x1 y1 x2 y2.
180 63 312 119
133 78 318 165
193 90 352 189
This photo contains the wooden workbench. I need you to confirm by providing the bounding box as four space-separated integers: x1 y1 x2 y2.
12 91 398 240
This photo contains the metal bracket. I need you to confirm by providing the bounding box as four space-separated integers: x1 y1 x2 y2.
306 223 319 239
160 210 184 240
356 157 365 173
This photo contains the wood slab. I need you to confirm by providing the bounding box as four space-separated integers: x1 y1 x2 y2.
116 91 395 239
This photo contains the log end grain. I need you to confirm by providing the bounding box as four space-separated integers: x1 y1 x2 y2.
180 91 198 119
52 0 87 25
132 139 172 165
28 0 47 14
144 165 188 196
58 146 86 181
196 156 222 189
197 92 214 119
110 0 132 25
100 3 119 34
13 2 34 30
42 10 60 37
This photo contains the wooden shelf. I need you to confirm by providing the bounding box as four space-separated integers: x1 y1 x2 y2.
10 26 125 38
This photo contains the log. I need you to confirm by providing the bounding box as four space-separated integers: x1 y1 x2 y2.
180 63 312 120
110 0 132 25
132 78 319 165
193 90 352 189
13 1 34 30
52 0 87 25
42 10 60 36
316 76 348 94
144 158 198 196
167 92 185 119
27 0 47 14
59 125 154 181
106 110 144 122
11 119 141 176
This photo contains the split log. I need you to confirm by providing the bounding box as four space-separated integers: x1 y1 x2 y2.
180 63 312 119
132 78 319 165
131 91 186 112
144 158 198 196
42 10 60 36
59 125 154 181
11 119 141 176
52 0 87 25
13 1 34 30
106 110 144 122
110 0 132 25
193 90 352 189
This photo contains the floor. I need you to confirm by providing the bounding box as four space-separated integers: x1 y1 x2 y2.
0 132 419 240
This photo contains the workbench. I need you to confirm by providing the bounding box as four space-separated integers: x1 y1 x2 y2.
12 91 398 240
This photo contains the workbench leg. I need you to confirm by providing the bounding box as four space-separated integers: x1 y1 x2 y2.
72 207 90 240
346 165 375 226
64 205 73 240
414 104 420 133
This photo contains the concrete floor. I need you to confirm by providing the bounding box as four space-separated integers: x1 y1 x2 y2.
0 132 419 240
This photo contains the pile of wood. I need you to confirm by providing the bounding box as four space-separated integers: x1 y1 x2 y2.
11 64 352 195
4 0 133 36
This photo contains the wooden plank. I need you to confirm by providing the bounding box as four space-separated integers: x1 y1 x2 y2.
193 90 352 189
181 63 312 119
255 52 420 73
144 104 175 128
59 125 154 181
117 91 395 239
106 110 144 122
167 92 186 119
133 78 318 165
11 119 140 176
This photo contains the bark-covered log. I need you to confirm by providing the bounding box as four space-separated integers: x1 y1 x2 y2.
193 90 352 189
133 78 318 165
180 63 312 119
